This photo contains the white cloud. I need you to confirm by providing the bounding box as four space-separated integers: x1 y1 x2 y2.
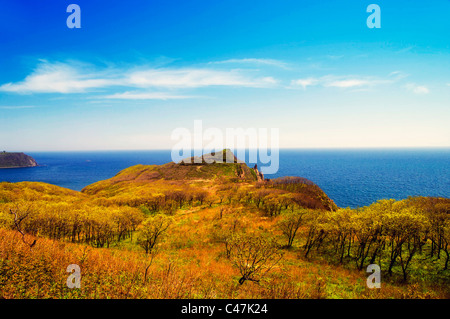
325 79 370 88
0 61 278 94
126 68 277 89
405 83 430 94
290 78 319 89
290 75 393 90
0 62 117 94
102 91 198 100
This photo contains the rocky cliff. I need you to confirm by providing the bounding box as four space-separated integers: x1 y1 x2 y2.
252 164 265 182
0 152 38 168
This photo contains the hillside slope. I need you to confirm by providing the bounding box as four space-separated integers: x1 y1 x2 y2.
0 180 448 299
81 150 337 211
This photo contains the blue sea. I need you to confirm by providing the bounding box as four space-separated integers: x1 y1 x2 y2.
0 149 449 208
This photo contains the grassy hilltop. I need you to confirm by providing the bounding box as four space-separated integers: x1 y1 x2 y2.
0 150 448 299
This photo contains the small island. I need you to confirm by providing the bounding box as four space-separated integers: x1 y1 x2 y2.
0 151 38 168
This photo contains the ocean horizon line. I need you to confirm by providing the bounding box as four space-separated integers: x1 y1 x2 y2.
10 146 450 153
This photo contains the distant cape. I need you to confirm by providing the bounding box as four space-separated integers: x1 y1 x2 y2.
0 152 38 168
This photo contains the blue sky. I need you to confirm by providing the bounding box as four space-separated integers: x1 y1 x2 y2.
0 0 449 151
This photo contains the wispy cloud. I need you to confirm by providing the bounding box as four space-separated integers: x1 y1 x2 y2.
290 74 394 90
405 83 430 94
0 60 279 95
325 79 370 88
0 62 117 94
126 68 277 89
289 78 319 89
102 91 199 100
395 46 415 54
388 71 409 80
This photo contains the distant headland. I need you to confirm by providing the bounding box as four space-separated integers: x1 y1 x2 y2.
0 151 38 168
